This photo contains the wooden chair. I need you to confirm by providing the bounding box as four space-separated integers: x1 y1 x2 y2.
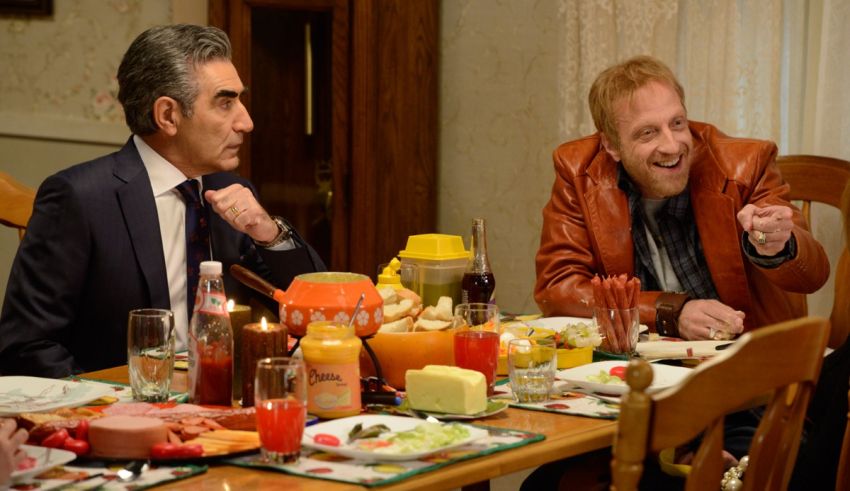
0 171 35 240
777 155 850 347
611 316 830 491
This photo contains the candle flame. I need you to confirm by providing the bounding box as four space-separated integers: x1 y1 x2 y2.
227 299 235 312
261 317 268 331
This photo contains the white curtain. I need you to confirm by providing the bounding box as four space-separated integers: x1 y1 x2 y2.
557 0 783 140
795 0 850 317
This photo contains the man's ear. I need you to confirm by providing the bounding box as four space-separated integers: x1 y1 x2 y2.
600 133 621 162
152 96 181 136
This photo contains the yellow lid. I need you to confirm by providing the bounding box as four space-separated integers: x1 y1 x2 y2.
376 258 403 290
398 234 469 261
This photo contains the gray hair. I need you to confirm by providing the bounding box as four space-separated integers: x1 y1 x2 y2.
117 24 232 135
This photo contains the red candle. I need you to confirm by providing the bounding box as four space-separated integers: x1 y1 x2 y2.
241 318 288 407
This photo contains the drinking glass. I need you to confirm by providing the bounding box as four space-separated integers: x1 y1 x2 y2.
507 338 556 403
593 307 640 356
127 309 175 402
255 357 307 464
453 303 500 395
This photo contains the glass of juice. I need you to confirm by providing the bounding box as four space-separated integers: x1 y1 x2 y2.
453 303 500 395
255 357 307 464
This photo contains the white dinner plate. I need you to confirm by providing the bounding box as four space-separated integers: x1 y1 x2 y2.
0 376 114 416
302 414 489 461
526 317 648 334
557 361 692 395
11 445 76 482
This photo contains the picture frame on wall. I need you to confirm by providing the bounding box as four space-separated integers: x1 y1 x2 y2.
0 0 52 16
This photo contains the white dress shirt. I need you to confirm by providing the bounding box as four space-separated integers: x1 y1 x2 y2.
135 135 199 352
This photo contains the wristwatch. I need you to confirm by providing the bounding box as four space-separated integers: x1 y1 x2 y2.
254 216 292 248
655 292 690 337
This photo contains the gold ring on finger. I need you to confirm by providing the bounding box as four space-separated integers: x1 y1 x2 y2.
229 205 241 217
755 230 766 245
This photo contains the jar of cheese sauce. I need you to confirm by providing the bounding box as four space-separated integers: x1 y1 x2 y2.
301 321 362 418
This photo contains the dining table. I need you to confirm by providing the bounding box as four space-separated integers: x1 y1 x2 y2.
81 365 618 490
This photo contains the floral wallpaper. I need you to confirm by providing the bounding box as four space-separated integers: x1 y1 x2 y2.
0 0 171 134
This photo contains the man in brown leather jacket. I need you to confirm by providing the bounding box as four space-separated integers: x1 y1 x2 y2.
534 56 829 340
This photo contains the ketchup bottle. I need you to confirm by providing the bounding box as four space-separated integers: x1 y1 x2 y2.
188 261 234 406
461 218 496 305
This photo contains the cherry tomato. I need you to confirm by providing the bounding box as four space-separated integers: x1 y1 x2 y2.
150 442 180 459
150 442 204 459
41 429 70 448
313 434 341 447
62 438 90 456
75 419 89 441
609 366 628 380
173 444 204 458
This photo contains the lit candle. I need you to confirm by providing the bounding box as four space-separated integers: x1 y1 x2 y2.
241 317 288 407
227 300 252 402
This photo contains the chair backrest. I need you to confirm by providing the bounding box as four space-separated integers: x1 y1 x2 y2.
0 171 35 241
611 316 830 491
777 155 850 347
776 154 850 225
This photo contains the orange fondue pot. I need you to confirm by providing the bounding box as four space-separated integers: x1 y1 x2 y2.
275 272 383 338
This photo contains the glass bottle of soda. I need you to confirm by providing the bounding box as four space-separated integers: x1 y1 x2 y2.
462 217 496 305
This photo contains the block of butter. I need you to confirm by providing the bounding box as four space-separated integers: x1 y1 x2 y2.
405 365 487 415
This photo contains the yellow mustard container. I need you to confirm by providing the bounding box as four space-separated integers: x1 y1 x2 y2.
301 321 362 419
375 258 405 291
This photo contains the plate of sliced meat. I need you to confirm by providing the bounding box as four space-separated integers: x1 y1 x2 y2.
19 402 260 462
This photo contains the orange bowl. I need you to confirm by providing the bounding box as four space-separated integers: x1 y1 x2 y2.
278 272 383 338
360 330 455 389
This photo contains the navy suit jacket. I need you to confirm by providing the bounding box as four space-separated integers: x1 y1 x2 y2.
0 139 325 377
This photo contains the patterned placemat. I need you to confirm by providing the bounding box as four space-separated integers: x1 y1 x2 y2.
493 382 620 420
12 462 206 490
66 377 189 404
226 424 543 487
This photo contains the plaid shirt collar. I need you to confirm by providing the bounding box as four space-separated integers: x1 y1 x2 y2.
617 166 719 300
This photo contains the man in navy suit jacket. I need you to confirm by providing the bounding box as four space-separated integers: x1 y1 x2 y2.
0 24 325 377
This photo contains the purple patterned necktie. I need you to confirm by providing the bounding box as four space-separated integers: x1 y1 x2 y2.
175 179 211 317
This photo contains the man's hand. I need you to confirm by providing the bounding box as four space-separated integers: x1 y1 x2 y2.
0 418 28 485
678 299 745 340
204 184 279 243
737 204 794 257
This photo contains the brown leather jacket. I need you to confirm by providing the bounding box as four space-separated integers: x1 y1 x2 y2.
534 121 830 332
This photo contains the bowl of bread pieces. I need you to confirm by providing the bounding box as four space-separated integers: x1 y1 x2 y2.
360 287 457 389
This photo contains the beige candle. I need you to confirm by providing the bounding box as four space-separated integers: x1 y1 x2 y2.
241 317 288 407
227 300 252 402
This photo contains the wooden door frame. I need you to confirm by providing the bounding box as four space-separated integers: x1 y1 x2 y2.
210 0 351 271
